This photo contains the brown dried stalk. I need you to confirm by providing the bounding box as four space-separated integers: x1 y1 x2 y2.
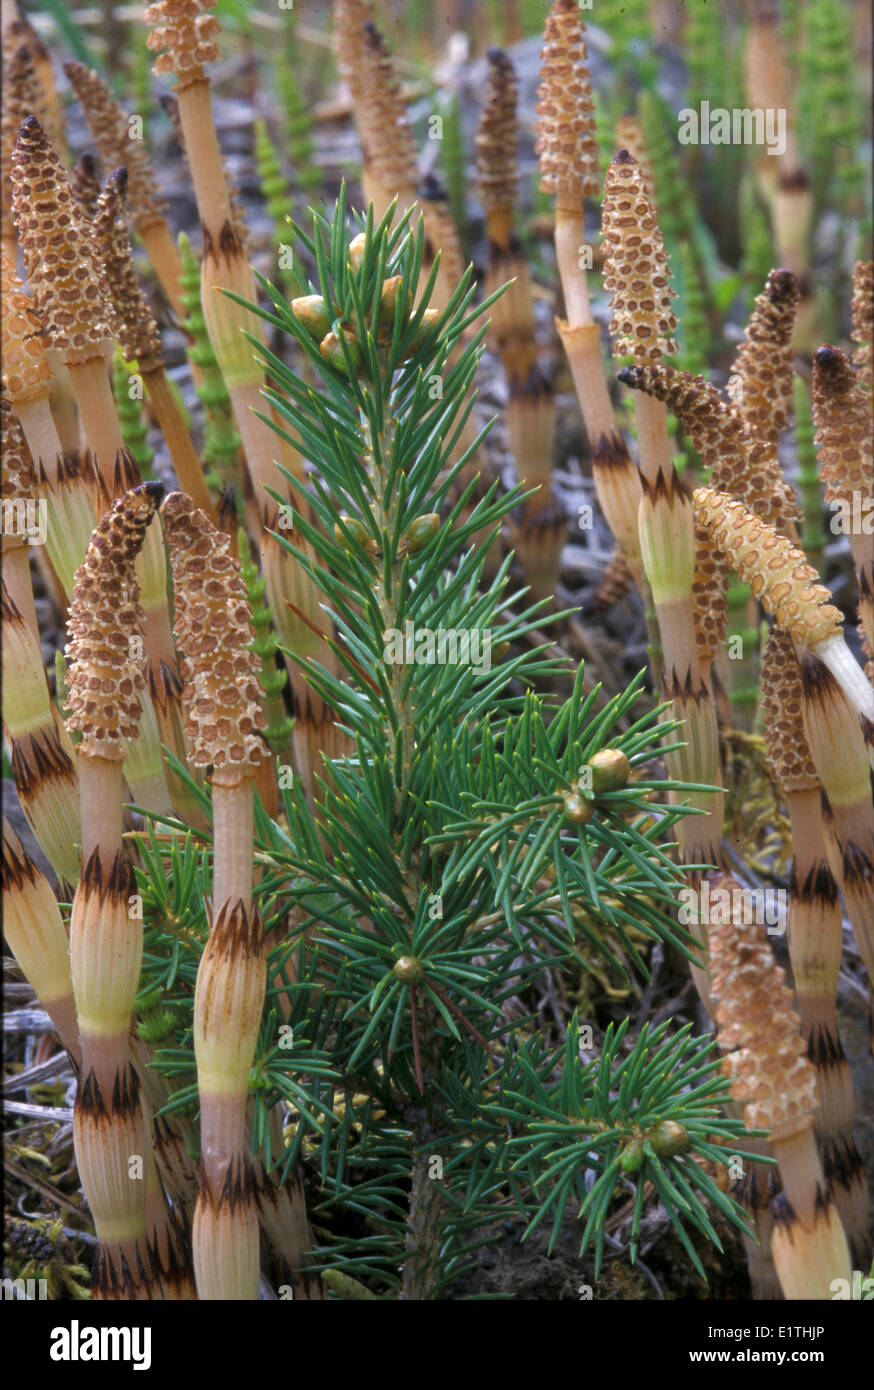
64 61 184 318
811 344 874 653
161 490 268 1300
760 626 869 1259
65 482 164 1299
535 1 643 586
476 48 561 600
708 876 852 1299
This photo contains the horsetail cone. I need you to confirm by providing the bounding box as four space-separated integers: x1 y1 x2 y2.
812 346 874 507
63 63 168 232
160 492 268 798
812 344 873 649
693 488 842 648
707 880 852 1298
0 245 53 406
476 48 519 221
334 6 418 218
613 115 657 205
91 169 163 366
65 486 163 765
695 485 874 723
708 884 818 1141
10 117 114 363
727 269 798 446
601 150 678 365
91 168 211 513
535 0 600 211
850 260 873 392
70 152 102 220
1 42 54 249
620 363 801 535
761 625 818 793
1 249 98 597
692 520 730 672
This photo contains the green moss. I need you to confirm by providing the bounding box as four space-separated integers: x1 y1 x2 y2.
112 349 154 476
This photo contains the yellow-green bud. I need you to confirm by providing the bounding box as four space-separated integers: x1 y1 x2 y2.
349 233 367 274
393 955 424 984
379 275 412 323
403 513 440 552
648 1120 689 1157
320 329 362 374
404 308 441 356
563 793 594 825
334 516 371 550
620 1137 645 1172
291 294 332 340
588 748 631 794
